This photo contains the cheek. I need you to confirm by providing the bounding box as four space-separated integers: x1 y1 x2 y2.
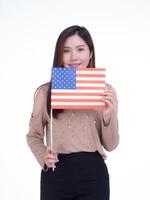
62 54 69 64
82 53 91 63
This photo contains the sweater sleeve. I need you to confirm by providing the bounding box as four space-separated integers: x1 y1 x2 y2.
26 85 48 170
98 85 120 151
99 110 119 151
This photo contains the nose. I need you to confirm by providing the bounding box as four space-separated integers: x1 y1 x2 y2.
70 51 78 60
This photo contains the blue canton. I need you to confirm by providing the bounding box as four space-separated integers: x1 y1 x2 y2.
52 68 76 89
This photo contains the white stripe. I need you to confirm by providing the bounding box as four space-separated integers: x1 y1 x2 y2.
76 77 105 80
51 102 105 105
76 83 105 87
77 71 105 74
52 89 105 93
52 96 103 99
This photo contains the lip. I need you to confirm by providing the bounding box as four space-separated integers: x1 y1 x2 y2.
69 64 81 68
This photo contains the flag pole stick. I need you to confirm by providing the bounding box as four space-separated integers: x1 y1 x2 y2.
50 108 55 171
50 108 53 147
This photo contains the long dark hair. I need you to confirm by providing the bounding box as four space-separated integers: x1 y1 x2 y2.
44 25 96 118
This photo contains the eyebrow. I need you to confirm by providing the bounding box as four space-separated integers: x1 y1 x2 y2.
64 45 86 48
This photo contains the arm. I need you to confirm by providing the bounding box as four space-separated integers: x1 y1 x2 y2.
26 86 48 170
99 84 120 151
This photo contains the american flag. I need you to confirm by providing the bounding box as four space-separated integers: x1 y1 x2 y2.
51 67 106 109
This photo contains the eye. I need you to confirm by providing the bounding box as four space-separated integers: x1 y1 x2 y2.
78 48 85 51
63 49 70 53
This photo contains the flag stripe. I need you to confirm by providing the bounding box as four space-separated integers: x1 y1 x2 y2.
52 102 105 105
77 71 105 74
51 99 104 102
76 83 105 87
77 74 105 78
52 89 104 93
77 68 106 71
76 77 105 80
77 80 105 84
76 86 105 90
51 105 105 109
52 92 105 96
52 96 103 99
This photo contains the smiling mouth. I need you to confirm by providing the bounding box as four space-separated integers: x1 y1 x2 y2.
69 64 81 68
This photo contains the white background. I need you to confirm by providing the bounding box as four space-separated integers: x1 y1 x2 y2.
0 0 150 199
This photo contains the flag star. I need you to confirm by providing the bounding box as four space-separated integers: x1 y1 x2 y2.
52 67 76 89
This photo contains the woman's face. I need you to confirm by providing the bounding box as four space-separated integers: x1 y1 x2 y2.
62 34 92 68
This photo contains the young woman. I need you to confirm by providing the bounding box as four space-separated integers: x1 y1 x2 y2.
26 25 119 200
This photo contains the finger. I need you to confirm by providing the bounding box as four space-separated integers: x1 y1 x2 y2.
47 146 56 153
47 160 58 166
102 98 118 114
46 158 58 167
45 152 58 160
47 162 56 168
103 92 118 103
104 87 117 95
104 90 117 98
102 98 113 108
103 96 114 103
47 146 57 155
50 155 59 161
46 154 59 162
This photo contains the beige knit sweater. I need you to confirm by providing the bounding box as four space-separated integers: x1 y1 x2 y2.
26 82 119 170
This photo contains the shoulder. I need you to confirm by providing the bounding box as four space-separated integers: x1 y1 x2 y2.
34 82 50 99
32 82 50 115
33 82 50 106
35 82 50 94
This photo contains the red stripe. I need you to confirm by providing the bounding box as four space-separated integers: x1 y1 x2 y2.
77 68 106 71
76 86 105 90
51 99 104 102
77 74 105 77
51 105 105 109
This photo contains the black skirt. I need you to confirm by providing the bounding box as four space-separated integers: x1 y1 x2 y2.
40 151 109 200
